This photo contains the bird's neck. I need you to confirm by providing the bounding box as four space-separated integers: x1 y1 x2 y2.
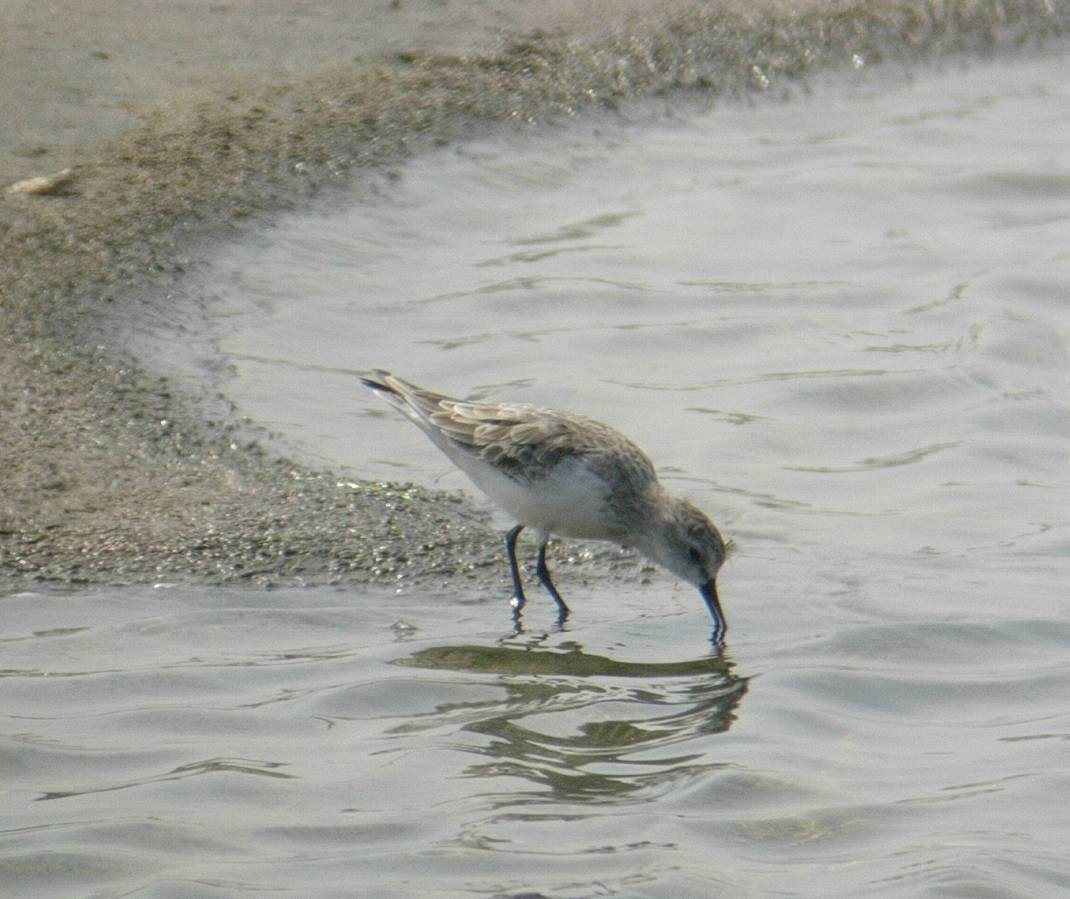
617 484 675 552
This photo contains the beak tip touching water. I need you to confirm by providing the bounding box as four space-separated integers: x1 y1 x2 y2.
700 579 727 644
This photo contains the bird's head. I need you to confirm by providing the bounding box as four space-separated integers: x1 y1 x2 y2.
640 496 728 640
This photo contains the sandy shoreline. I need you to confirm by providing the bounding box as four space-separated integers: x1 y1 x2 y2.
1 0 1065 593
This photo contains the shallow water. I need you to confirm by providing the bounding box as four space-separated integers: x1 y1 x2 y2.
6 52 1070 896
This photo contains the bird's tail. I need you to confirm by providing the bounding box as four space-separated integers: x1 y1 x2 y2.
359 369 403 399
359 370 447 428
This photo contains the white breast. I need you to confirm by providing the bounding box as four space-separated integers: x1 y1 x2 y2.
448 450 615 540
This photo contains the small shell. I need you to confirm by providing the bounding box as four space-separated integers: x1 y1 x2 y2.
6 168 77 196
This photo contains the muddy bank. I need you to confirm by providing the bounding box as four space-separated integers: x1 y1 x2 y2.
1 0 1066 593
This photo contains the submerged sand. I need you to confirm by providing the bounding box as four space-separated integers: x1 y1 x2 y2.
1 0 1065 592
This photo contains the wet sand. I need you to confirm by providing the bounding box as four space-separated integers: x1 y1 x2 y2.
1 0 1065 592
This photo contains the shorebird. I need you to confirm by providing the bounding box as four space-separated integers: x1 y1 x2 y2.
360 371 728 640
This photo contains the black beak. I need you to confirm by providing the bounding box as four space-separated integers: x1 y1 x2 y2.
700 579 727 643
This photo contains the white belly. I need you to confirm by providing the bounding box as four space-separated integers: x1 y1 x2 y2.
452 452 614 540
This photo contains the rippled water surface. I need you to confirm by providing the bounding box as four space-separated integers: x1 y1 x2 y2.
6 53 1070 896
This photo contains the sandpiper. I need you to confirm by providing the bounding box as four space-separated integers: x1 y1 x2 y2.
360 370 728 640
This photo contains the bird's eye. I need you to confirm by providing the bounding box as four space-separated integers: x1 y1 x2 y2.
687 547 703 565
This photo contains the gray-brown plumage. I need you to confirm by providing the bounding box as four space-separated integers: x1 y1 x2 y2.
361 370 728 640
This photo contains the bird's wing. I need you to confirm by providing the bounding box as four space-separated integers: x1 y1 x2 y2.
433 400 657 487
361 370 657 486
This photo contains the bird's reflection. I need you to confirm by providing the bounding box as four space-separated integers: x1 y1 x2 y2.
396 635 748 804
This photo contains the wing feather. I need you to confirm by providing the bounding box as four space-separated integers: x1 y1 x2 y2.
362 371 657 489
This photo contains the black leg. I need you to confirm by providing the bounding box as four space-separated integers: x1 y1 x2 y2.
505 525 526 613
536 541 570 622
